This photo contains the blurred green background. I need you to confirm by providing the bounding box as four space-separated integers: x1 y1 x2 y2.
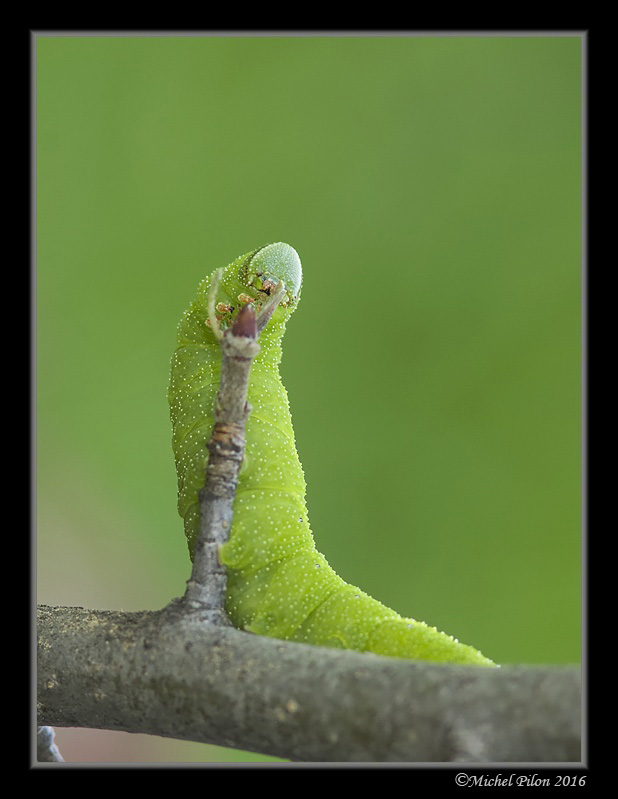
36 34 582 764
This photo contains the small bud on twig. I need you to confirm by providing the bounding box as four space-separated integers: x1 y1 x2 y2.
231 303 257 339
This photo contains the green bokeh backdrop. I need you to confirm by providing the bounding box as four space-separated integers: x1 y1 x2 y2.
36 34 582 763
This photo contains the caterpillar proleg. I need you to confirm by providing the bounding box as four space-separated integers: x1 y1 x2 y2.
169 243 495 666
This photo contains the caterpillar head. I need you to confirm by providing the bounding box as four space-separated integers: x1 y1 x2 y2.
240 242 302 310
196 243 302 338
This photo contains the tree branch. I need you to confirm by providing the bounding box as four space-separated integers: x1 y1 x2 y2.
37 604 581 763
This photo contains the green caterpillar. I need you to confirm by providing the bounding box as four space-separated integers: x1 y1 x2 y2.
169 243 495 666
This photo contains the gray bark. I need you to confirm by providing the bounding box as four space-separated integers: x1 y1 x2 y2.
37 603 581 763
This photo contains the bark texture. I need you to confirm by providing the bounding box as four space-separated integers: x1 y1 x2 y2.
37 604 581 763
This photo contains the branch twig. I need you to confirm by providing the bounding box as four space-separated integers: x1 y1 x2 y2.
183 279 288 623
183 303 260 623
37 726 64 762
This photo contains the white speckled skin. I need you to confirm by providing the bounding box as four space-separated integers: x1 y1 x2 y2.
169 244 495 665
